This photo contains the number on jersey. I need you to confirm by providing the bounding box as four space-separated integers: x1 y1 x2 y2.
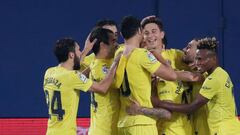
44 90 65 121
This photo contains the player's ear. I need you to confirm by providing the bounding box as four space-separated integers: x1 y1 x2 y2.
137 28 142 35
160 31 165 39
68 52 75 59
100 41 107 49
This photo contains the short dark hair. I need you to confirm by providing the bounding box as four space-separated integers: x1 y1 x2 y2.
141 16 164 31
95 19 117 27
89 27 113 55
120 16 141 40
197 37 218 55
54 38 78 63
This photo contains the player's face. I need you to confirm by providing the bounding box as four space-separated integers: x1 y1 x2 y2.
106 33 118 58
102 25 118 39
182 40 198 64
143 23 164 50
195 49 213 73
73 44 81 70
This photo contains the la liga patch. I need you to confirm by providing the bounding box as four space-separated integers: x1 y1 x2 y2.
147 51 157 63
76 72 88 83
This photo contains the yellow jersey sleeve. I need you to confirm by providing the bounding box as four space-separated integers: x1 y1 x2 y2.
199 76 219 99
140 50 161 74
80 53 95 71
114 45 125 58
72 71 93 92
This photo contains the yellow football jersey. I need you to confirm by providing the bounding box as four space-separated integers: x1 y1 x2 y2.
43 66 93 135
88 58 120 135
191 82 210 135
118 48 161 128
81 43 124 71
161 49 189 71
80 53 95 71
199 67 240 135
114 44 125 57
157 49 192 135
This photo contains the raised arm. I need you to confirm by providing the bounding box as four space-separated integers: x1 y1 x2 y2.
89 53 121 94
81 33 97 62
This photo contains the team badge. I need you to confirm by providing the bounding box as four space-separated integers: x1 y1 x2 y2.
102 65 109 74
147 51 157 63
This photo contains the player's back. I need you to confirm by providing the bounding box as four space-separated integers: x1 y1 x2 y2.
118 48 161 127
44 66 91 135
157 49 192 135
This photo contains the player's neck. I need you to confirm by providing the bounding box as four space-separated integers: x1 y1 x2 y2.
207 64 218 74
95 51 108 59
59 61 73 70
125 37 140 48
207 59 219 74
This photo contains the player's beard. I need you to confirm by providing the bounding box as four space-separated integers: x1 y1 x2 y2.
73 54 81 70
182 56 192 65
182 54 194 65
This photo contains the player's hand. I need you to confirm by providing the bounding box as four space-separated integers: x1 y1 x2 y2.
126 97 141 115
148 46 161 54
192 72 205 82
83 33 97 53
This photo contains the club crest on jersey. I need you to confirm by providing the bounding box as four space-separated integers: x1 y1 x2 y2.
147 51 157 63
102 65 109 74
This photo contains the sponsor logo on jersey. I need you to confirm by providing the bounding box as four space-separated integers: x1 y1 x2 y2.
202 86 211 90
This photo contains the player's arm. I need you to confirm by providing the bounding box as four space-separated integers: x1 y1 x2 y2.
81 34 97 62
176 71 204 82
153 65 204 82
150 48 170 67
126 98 171 120
89 52 123 94
151 94 208 114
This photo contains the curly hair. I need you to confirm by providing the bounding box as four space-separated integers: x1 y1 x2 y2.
197 37 218 53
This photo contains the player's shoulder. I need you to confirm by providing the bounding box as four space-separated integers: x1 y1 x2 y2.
165 48 183 55
45 66 58 74
132 48 148 54
85 53 95 60
210 67 230 82
115 44 125 57
44 66 75 81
